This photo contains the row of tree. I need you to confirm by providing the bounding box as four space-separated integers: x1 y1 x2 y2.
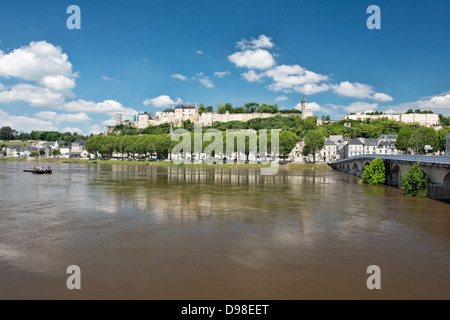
197 102 300 115
85 131 302 160
0 126 90 143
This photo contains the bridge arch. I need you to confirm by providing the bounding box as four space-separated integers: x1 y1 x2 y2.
346 163 350 173
391 164 402 187
443 172 450 185
352 162 361 176
362 161 371 174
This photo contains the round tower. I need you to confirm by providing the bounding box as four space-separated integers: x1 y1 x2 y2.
301 95 307 119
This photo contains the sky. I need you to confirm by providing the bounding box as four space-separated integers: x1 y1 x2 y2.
0 0 449 135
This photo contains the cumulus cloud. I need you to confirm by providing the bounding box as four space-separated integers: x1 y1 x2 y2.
171 74 187 80
275 96 288 102
295 101 330 113
331 81 374 99
295 83 330 95
35 111 91 123
0 109 58 132
381 93 450 114
0 83 65 106
214 71 230 78
0 41 78 106
266 65 328 92
143 95 182 108
0 41 75 82
241 70 265 82
328 101 379 113
88 125 103 135
331 81 393 102
237 35 274 50
196 50 203 55
61 127 81 134
61 99 137 118
372 92 394 102
228 49 276 70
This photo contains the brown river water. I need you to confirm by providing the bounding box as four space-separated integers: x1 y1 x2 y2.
0 160 449 299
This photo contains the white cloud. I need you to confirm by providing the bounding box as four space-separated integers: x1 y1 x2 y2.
143 95 182 108
275 95 288 102
294 83 330 95
0 41 75 82
265 65 328 91
372 92 394 102
196 50 203 55
382 93 450 114
198 75 214 88
214 71 230 78
61 99 137 118
329 101 379 113
143 58 149 63
40 75 76 93
0 82 5 91
88 125 103 135
0 83 65 106
61 127 81 134
237 35 274 50
101 75 118 82
35 111 91 123
241 70 265 82
171 74 187 80
295 101 328 112
228 49 276 70
0 41 78 106
331 81 392 102
102 118 116 126
0 109 58 132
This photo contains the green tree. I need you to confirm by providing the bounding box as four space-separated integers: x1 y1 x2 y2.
198 103 206 115
395 127 414 153
438 114 450 127
362 158 386 185
437 127 450 153
244 102 259 113
400 164 427 197
52 149 61 156
278 130 298 160
302 129 324 163
0 126 17 140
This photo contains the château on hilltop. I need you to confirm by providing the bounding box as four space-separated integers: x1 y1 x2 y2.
105 96 313 134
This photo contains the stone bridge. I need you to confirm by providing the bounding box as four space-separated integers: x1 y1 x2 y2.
328 155 450 200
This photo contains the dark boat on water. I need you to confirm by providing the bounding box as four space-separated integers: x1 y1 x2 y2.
23 166 52 174
23 146 52 174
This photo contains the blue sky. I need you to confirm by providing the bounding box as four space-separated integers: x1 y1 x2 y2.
0 0 449 134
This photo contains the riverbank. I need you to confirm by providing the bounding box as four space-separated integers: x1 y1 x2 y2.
0 157 332 170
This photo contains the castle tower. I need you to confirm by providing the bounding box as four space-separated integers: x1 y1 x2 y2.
301 95 307 119
116 114 123 126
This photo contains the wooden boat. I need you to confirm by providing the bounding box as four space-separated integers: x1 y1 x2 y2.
23 166 52 174
23 146 52 174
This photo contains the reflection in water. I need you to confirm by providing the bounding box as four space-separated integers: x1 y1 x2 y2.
0 161 449 299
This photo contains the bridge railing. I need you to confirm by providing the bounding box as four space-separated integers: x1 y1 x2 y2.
330 154 450 165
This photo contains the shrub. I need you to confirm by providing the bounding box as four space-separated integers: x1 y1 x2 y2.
362 158 386 185
400 164 427 197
